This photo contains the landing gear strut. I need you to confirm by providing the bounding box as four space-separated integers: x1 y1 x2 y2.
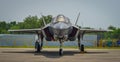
59 39 63 56
78 40 85 52
59 48 63 56
78 35 85 52
35 34 43 52
35 41 40 52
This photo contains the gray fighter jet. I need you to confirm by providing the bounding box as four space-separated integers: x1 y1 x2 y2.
8 13 111 56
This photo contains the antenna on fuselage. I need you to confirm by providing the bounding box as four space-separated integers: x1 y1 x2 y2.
40 13 46 26
75 12 80 26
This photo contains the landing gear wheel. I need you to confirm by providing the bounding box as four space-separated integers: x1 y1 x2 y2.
78 43 81 52
80 44 84 52
35 42 41 52
59 49 63 56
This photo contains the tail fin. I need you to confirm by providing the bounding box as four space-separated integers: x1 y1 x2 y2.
75 12 80 26
40 13 46 26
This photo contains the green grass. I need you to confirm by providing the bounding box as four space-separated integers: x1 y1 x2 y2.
0 46 120 49
85 46 120 49
0 46 34 48
0 46 77 48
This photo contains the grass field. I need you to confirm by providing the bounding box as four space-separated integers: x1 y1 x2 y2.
0 46 120 49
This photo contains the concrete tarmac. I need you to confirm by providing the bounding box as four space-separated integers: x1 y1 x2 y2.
0 48 120 62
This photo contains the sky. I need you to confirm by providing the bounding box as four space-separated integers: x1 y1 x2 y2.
0 0 120 29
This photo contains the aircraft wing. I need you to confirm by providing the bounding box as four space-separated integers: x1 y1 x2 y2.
79 28 112 33
78 28 112 39
8 28 41 33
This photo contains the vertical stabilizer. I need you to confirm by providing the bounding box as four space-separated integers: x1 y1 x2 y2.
41 13 47 26
75 12 80 26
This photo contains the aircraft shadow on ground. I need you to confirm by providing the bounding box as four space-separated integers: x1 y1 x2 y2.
34 51 81 58
2 50 108 58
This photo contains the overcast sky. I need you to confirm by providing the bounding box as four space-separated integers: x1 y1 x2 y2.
0 0 120 29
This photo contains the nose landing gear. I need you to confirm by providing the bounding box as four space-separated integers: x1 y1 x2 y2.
59 48 63 56
59 39 63 56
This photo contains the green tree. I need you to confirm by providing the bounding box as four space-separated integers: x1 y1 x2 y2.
112 28 120 39
10 15 52 29
108 25 116 30
23 15 39 29
0 21 8 33
38 15 52 28
0 15 52 34
0 21 7 29
104 25 120 39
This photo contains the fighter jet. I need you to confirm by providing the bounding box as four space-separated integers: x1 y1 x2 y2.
8 13 111 56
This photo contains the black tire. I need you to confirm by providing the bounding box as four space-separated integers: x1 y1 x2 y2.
59 49 63 56
80 44 84 52
35 42 40 52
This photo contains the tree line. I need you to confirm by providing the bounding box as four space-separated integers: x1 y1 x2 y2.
0 15 52 34
0 15 120 39
105 25 120 39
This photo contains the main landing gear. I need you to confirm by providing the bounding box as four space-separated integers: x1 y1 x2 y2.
78 41 85 53
78 35 85 53
35 40 42 52
35 40 43 52
35 34 43 53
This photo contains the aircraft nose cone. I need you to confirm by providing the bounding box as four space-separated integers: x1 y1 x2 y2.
59 24 65 29
53 22 69 29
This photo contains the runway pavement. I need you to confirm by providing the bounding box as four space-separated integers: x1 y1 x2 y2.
0 48 120 62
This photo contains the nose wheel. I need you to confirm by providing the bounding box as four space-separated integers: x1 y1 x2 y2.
59 39 63 56
59 48 63 56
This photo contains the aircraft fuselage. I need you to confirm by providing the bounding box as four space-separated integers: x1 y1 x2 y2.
42 14 79 41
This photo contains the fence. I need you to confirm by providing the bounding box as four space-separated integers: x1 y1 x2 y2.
0 34 98 47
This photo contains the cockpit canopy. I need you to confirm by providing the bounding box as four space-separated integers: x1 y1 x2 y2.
56 15 65 22
52 14 70 23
